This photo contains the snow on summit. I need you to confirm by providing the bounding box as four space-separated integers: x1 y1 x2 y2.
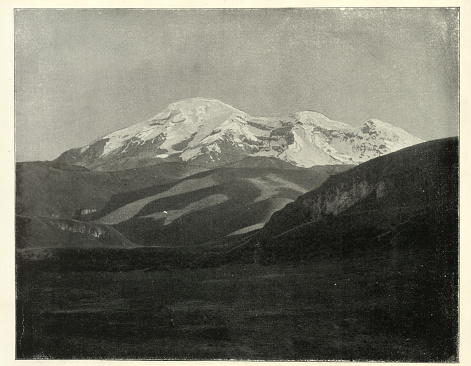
55 97 424 171
98 98 242 157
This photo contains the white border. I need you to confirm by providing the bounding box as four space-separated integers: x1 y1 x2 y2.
2 1 469 365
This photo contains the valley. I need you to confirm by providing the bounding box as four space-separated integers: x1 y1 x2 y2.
17 252 453 360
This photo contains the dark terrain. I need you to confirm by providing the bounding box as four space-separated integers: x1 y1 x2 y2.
16 161 209 218
17 158 350 248
18 257 453 360
16 138 459 361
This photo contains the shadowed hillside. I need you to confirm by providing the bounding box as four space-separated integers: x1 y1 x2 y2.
91 164 351 246
16 156 351 249
260 137 458 239
16 161 209 218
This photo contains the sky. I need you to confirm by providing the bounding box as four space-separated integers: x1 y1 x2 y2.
14 8 459 162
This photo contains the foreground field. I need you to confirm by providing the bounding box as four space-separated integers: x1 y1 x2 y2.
16 250 455 361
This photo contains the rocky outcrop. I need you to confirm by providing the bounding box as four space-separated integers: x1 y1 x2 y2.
80 208 98 216
303 180 387 220
75 208 98 219
16 215 136 249
55 219 105 238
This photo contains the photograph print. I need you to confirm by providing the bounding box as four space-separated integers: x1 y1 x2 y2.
15 7 459 361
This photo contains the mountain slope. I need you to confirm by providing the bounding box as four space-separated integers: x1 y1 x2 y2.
88 164 352 246
55 97 422 171
16 156 352 248
16 161 209 218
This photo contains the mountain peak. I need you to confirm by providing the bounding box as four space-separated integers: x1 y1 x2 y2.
148 97 245 126
358 119 423 145
294 110 352 130
362 118 398 130
168 97 230 108
163 97 236 114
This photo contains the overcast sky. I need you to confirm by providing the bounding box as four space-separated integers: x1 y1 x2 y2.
15 8 459 162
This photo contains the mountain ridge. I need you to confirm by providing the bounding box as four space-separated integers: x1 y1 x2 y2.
55 97 423 171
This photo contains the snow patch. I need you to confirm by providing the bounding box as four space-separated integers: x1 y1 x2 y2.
94 176 218 225
228 223 265 236
295 111 352 131
141 194 229 225
246 174 306 203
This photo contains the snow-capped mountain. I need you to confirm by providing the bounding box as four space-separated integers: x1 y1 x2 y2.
56 97 423 170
